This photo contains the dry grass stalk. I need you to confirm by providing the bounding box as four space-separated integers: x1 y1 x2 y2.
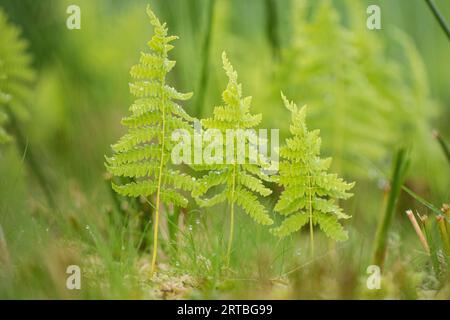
406 210 430 254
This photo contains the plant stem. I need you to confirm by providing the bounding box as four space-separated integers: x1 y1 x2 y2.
0 224 11 268
424 0 450 40
227 203 235 269
265 0 280 59
226 163 237 268
193 0 216 118
308 173 314 257
406 210 430 254
151 72 167 276
437 215 450 257
372 148 409 268
151 152 163 275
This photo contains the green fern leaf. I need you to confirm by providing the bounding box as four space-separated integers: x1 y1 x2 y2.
194 52 273 225
271 213 309 237
314 212 348 242
105 6 195 274
106 5 195 200
193 52 273 266
271 94 354 253
234 188 273 225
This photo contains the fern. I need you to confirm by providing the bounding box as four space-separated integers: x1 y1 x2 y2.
0 9 35 144
105 6 195 275
346 0 439 174
274 0 436 178
193 52 273 267
271 94 354 256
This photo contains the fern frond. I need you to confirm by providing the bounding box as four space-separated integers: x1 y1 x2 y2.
105 6 195 275
106 145 161 165
160 189 188 208
235 188 273 225
112 180 158 197
193 52 273 266
163 170 196 191
314 212 348 241
271 213 309 237
106 161 160 178
273 0 435 177
271 94 354 253
111 127 162 152
192 170 229 197
0 9 35 144
195 190 228 208
194 52 273 225
238 172 272 196
107 5 195 199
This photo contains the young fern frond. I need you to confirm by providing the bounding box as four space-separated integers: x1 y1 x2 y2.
271 94 354 256
105 6 194 275
0 9 35 144
193 52 273 267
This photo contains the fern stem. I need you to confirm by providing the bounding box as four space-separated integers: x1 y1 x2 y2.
150 196 160 275
308 173 314 257
227 203 235 269
150 74 167 276
151 134 164 275
226 163 237 268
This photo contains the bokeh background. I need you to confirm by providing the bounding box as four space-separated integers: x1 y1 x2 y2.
0 0 449 299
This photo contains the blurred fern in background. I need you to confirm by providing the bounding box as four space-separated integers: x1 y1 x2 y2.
0 9 34 144
273 0 440 180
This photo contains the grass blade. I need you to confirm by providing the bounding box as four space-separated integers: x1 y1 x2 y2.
437 215 450 258
372 148 410 268
424 0 450 40
433 130 450 165
402 186 442 216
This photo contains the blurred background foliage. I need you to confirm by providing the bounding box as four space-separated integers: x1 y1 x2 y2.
0 0 449 298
